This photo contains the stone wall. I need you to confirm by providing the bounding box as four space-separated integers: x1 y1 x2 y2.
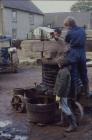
17 39 92 64
17 40 47 63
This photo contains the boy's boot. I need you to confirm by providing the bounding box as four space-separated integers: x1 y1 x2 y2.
56 112 67 127
65 115 77 132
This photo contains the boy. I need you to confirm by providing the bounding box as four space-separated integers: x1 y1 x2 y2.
54 55 77 132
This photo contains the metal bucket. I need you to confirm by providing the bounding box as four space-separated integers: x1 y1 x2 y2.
13 88 25 96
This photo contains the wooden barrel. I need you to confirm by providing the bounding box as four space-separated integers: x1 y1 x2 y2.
26 98 57 124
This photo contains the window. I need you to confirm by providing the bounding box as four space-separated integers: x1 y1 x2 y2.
12 10 17 22
29 14 34 25
12 28 17 39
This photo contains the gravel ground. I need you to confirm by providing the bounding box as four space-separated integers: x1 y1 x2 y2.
0 66 92 140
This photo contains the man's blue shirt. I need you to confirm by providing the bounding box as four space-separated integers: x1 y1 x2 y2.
65 26 86 48
65 26 88 89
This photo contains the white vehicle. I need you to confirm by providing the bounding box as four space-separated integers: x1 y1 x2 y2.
28 27 54 40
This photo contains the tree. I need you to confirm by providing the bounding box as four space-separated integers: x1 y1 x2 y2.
71 0 92 12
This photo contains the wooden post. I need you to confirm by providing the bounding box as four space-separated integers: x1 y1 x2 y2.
40 30 45 59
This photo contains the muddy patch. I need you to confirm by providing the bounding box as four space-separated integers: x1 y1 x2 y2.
0 120 12 128
0 120 28 140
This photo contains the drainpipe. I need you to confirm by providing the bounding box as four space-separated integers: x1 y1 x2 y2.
0 0 4 35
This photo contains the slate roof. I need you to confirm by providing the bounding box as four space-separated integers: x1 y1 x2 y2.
2 0 43 15
44 12 90 27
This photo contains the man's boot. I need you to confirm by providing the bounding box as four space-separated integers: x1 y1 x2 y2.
65 115 77 132
83 83 90 96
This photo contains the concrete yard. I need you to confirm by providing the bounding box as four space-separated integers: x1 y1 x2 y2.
0 65 92 140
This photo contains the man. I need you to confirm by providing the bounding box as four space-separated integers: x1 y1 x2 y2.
43 28 68 61
42 29 78 131
64 17 89 96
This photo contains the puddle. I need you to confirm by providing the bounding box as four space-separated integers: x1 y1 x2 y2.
14 135 28 140
0 120 12 128
0 120 28 139
0 133 28 140
0 133 13 139
1 133 12 137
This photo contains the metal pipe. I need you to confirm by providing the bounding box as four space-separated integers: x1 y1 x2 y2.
0 0 4 35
